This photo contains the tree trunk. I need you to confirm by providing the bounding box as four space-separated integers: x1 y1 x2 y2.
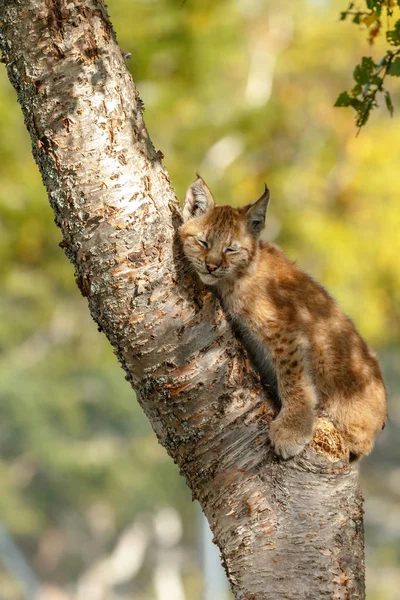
0 1 365 598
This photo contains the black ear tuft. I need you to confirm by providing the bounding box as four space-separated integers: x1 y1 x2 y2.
182 175 215 222
244 184 270 236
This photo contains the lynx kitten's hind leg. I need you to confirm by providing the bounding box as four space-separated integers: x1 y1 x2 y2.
327 379 387 461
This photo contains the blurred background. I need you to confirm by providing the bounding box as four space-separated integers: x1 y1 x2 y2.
0 0 399 598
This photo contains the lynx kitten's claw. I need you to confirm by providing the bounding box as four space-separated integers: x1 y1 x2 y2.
269 417 314 460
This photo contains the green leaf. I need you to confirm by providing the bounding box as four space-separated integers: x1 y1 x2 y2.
371 75 383 86
353 57 376 85
388 57 400 76
356 102 373 128
340 11 348 21
349 97 363 110
351 83 363 95
366 0 382 9
353 14 361 24
385 91 394 116
334 91 352 107
387 20 400 45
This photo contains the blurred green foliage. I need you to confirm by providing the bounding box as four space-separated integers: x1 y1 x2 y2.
337 0 400 126
0 0 399 598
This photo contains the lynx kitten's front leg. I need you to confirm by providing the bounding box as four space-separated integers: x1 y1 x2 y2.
269 399 316 459
265 328 317 458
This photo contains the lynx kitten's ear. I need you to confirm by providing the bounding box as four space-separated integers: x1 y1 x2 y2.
244 184 270 236
182 175 215 222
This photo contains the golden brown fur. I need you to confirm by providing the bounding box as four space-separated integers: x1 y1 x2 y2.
180 176 387 459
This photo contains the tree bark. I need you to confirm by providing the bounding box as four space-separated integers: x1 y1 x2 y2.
0 1 365 598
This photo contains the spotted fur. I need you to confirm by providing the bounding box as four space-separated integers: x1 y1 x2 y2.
179 176 387 460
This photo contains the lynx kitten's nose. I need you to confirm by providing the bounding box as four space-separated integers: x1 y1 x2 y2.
206 262 220 273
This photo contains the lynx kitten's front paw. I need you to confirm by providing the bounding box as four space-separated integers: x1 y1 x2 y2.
269 414 315 459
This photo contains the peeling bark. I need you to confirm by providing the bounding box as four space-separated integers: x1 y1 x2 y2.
0 1 365 598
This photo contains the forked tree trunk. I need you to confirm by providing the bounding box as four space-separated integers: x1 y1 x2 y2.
0 1 365 598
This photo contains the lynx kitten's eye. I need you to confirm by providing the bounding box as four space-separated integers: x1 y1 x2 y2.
225 245 240 254
197 238 209 249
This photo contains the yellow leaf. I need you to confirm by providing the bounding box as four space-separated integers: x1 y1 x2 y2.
363 13 377 27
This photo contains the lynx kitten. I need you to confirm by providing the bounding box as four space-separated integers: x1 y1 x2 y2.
179 176 387 460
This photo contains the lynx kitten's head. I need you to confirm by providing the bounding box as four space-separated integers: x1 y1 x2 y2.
179 176 270 286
